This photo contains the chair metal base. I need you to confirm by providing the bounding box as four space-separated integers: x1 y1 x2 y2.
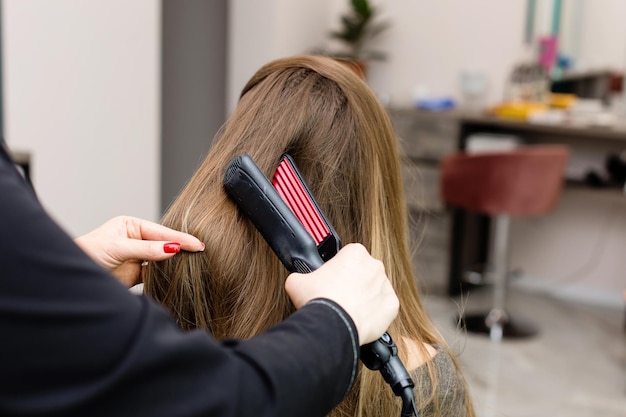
464 263 523 287
456 311 539 340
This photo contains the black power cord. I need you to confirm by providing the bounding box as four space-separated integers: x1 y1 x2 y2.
401 387 419 417
360 333 419 417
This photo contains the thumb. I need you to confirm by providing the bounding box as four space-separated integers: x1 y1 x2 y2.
284 272 310 308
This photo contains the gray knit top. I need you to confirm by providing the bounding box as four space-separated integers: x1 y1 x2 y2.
409 347 469 417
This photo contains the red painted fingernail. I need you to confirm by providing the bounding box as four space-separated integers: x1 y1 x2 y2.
163 242 181 253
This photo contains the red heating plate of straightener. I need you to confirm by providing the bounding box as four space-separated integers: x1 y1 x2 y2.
272 159 330 245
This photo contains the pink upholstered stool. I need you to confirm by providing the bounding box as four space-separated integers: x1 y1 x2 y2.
440 145 569 340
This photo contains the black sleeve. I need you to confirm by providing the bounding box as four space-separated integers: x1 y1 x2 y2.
0 145 358 417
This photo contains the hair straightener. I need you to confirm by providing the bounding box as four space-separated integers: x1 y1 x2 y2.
224 154 418 417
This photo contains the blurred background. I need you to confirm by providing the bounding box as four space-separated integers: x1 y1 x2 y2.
2 1 625 415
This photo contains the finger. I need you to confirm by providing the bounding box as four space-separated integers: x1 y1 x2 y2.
124 217 205 252
113 239 185 263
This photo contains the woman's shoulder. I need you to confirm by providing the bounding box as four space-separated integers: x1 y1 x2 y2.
409 344 469 417
410 345 462 387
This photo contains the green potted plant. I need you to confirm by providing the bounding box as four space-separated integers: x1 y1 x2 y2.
325 0 391 78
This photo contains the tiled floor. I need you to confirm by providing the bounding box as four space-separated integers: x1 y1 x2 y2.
422 286 626 417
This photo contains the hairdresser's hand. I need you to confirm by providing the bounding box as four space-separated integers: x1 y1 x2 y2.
285 243 399 345
75 215 205 287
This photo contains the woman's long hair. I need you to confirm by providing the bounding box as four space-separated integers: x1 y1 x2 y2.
143 55 473 417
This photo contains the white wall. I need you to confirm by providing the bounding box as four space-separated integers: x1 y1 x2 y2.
574 0 626 71
227 0 333 112
227 0 276 113
229 0 626 109
368 0 529 107
511 188 626 307
3 0 160 237
229 0 531 108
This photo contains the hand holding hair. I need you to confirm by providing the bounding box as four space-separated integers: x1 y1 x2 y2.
75 215 205 287
284 243 399 345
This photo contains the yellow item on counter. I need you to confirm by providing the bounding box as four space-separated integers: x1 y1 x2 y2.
490 101 548 120
548 93 577 109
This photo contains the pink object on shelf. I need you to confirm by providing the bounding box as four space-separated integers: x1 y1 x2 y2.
538 36 558 73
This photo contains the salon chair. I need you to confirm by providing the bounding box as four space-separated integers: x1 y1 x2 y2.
440 145 569 340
